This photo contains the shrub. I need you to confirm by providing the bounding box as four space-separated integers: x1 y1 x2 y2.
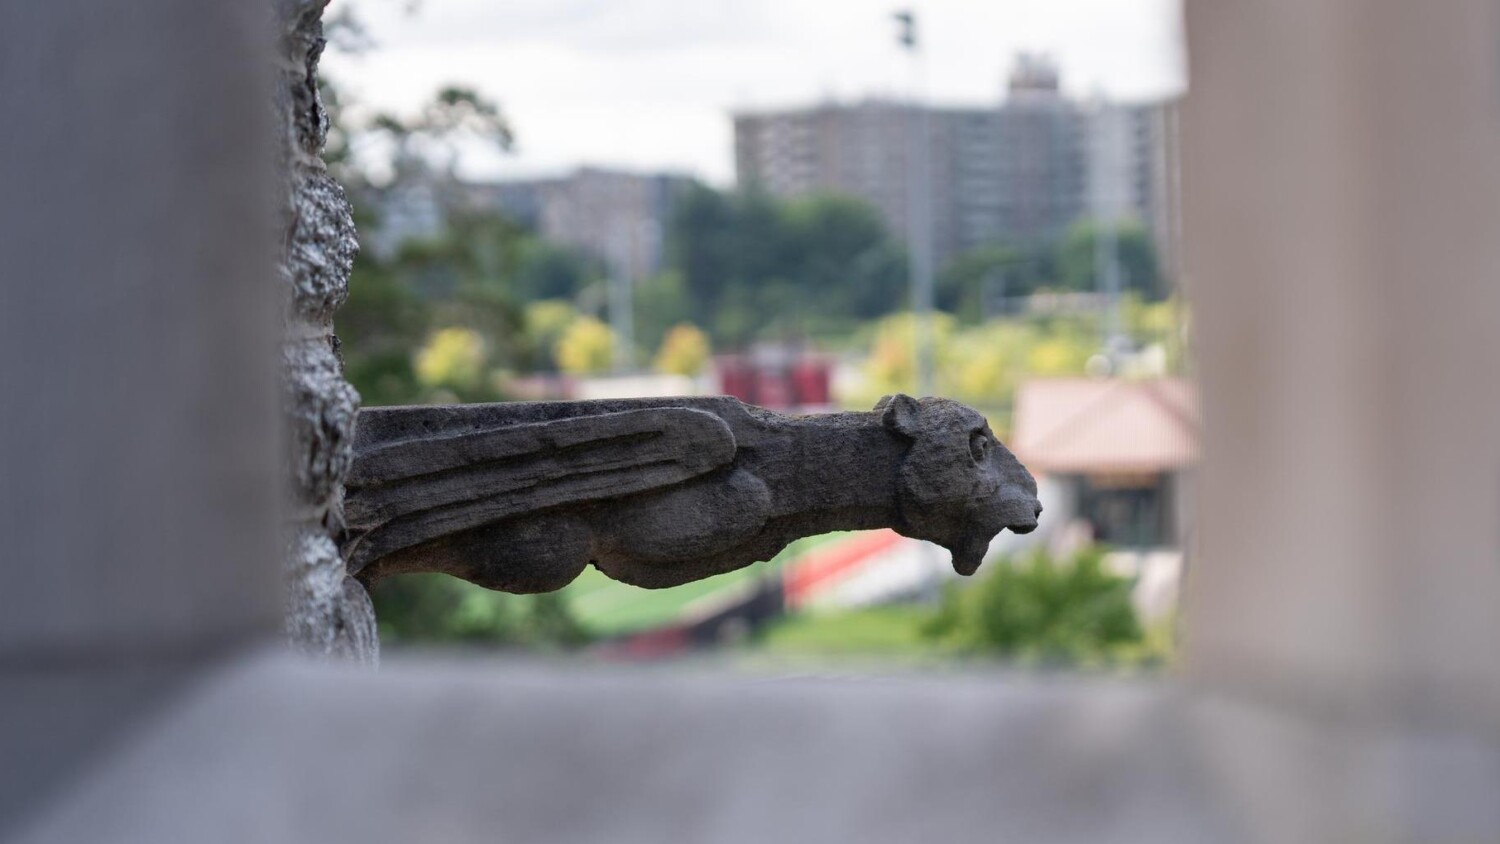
925 546 1144 666
372 574 590 649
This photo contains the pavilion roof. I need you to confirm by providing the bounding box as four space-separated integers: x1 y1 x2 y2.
1011 377 1199 474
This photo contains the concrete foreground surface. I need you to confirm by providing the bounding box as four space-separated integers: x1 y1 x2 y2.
10 655 1235 844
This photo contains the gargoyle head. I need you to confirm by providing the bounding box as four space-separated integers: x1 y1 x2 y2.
877 394 1041 576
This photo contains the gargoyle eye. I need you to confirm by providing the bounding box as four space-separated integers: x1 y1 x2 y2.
969 430 989 463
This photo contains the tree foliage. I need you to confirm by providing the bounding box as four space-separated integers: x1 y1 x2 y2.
372 574 590 649
339 215 551 405
633 271 693 352
853 311 1101 422
667 186 906 345
414 327 487 396
924 547 1145 666
370 85 513 179
1055 218 1162 299
666 181 1169 347
851 292 1187 428
936 244 1052 322
555 315 615 375
653 323 712 376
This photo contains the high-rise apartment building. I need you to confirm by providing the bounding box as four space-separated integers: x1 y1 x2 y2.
469 167 693 282
734 57 1179 279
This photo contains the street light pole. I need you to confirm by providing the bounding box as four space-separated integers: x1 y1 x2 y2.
608 223 635 374
1090 97 1128 370
894 9 945 601
894 9 935 398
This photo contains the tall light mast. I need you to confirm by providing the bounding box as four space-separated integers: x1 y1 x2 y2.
608 223 635 374
1090 97 1129 370
894 9 935 398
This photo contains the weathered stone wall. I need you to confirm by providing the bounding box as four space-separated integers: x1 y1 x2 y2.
274 0 377 662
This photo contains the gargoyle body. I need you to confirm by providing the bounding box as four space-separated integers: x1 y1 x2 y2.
342 395 1041 593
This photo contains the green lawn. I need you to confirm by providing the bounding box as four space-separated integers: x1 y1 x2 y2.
753 605 938 657
748 605 1176 668
560 532 847 638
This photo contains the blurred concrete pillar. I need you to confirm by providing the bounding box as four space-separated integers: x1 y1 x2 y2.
1182 0 1500 839
0 0 280 824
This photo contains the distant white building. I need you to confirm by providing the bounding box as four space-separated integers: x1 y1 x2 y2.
364 167 694 281
470 167 694 281
1011 377 1198 550
363 176 448 260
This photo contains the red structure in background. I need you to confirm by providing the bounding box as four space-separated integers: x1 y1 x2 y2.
715 348 832 412
781 529 904 609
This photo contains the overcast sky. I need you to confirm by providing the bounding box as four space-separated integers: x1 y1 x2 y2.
323 0 1185 185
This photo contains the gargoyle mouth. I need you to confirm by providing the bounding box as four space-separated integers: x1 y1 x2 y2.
1007 521 1038 535
950 536 991 577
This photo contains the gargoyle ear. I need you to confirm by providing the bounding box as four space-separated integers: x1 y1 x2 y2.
878 394 922 438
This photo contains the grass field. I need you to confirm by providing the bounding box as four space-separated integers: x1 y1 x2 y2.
747 605 1176 670
560 532 847 638
752 605 939 657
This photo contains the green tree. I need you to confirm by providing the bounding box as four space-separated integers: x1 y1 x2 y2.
936 244 1051 323
781 195 907 319
1124 294 1189 375
668 183 743 326
634 271 693 352
925 547 1145 666
555 315 615 375
337 252 430 406
351 213 541 395
854 311 1098 419
371 85 513 179
665 185 908 344
1055 218 1163 299
860 311 956 398
945 320 1043 408
1023 317 1097 376
414 326 486 396
654 323 712 376
521 299 580 372
511 239 598 302
372 575 590 648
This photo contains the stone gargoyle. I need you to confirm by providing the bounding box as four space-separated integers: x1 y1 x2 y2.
341 394 1041 592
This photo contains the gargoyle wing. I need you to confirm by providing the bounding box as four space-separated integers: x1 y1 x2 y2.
341 407 736 574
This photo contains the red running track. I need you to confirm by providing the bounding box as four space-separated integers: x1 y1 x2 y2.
782 529 905 608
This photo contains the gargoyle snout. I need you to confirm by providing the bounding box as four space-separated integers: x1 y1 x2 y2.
996 488 1044 533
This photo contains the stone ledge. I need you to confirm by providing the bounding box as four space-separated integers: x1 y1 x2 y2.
11 654 1232 844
